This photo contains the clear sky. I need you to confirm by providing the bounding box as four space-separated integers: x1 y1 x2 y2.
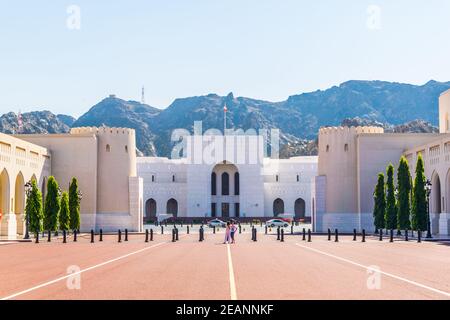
1 0 450 117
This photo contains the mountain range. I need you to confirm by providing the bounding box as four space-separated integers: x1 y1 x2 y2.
1 80 449 157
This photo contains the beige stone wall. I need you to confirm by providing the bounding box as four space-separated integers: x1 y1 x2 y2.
318 126 384 214
70 127 137 215
16 133 98 229
0 133 51 238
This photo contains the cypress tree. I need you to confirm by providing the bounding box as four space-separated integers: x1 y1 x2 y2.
373 173 386 232
44 176 60 232
59 191 70 231
397 156 411 231
69 177 81 231
385 164 397 230
26 179 44 234
412 153 427 231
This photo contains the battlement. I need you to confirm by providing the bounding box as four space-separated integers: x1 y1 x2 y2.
319 126 384 135
70 126 135 136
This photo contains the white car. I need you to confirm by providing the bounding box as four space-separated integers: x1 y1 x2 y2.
266 219 289 228
207 219 226 228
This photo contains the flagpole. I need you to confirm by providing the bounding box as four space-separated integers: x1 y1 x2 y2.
223 103 227 135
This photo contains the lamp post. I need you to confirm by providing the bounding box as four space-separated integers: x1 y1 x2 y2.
425 179 432 239
394 187 400 235
24 181 32 240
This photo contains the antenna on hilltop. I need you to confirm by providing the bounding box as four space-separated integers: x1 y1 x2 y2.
141 86 145 104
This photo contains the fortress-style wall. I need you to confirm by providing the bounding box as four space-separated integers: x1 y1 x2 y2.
70 127 137 215
318 126 384 214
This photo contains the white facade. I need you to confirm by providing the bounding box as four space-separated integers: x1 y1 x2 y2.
138 135 318 220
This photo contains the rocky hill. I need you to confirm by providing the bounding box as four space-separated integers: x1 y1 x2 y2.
1 80 449 157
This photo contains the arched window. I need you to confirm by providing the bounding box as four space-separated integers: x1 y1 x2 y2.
211 172 216 195
344 144 349 152
125 145 128 153
273 198 284 216
172 175 175 182
222 172 229 195
145 199 157 219
295 198 306 219
167 198 178 217
234 172 239 195
106 144 111 152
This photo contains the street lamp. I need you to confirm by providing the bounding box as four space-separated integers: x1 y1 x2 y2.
24 181 32 240
425 179 432 239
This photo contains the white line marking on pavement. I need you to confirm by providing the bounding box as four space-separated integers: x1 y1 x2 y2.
295 243 450 298
1 240 177 300
227 244 238 300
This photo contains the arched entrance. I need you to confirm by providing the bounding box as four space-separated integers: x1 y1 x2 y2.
167 198 178 217
0 169 10 237
295 198 306 219
273 198 284 216
432 173 442 214
211 162 240 217
14 172 25 235
145 198 157 220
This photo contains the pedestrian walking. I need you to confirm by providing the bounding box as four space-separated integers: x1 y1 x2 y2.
223 222 231 244
230 221 238 244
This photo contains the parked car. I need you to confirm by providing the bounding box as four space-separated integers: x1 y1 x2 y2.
207 219 226 228
266 219 289 228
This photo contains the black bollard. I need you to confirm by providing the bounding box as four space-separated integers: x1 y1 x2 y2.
172 229 176 242
125 229 128 241
291 225 293 235
213 226 216 234
161 226 164 235
390 229 394 243
73 230 77 242
418 231 422 243
327 228 331 241
145 229 149 242
176 228 179 241
302 228 306 241
307 229 312 242
362 229 366 242
118 229 122 243
35 232 39 243
199 227 203 242
379 230 383 241
405 230 409 241
277 227 280 240
254 228 257 242
150 229 153 241
265 225 268 234
47 230 51 242
335 229 339 242
187 225 190 234
99 229 103 242
280 228 284 242
90 230 94 243
63 230 67 243
239 224 242 234
353 229 357 241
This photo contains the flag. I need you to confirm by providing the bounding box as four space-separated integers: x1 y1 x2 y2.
223 103 228 112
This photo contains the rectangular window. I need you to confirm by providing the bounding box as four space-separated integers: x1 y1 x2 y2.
151 175 155 182
211 203 216 217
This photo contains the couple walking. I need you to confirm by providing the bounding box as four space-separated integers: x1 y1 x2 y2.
223 221 237 244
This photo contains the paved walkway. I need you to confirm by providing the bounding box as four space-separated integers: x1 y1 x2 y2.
0 231 449 300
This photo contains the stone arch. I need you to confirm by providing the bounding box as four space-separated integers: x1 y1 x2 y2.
431 171 442 214
145 198 157 219
167 198 178 217
294 198 306 219
273 198 284 216
0 169 10 217
14 172 25 235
